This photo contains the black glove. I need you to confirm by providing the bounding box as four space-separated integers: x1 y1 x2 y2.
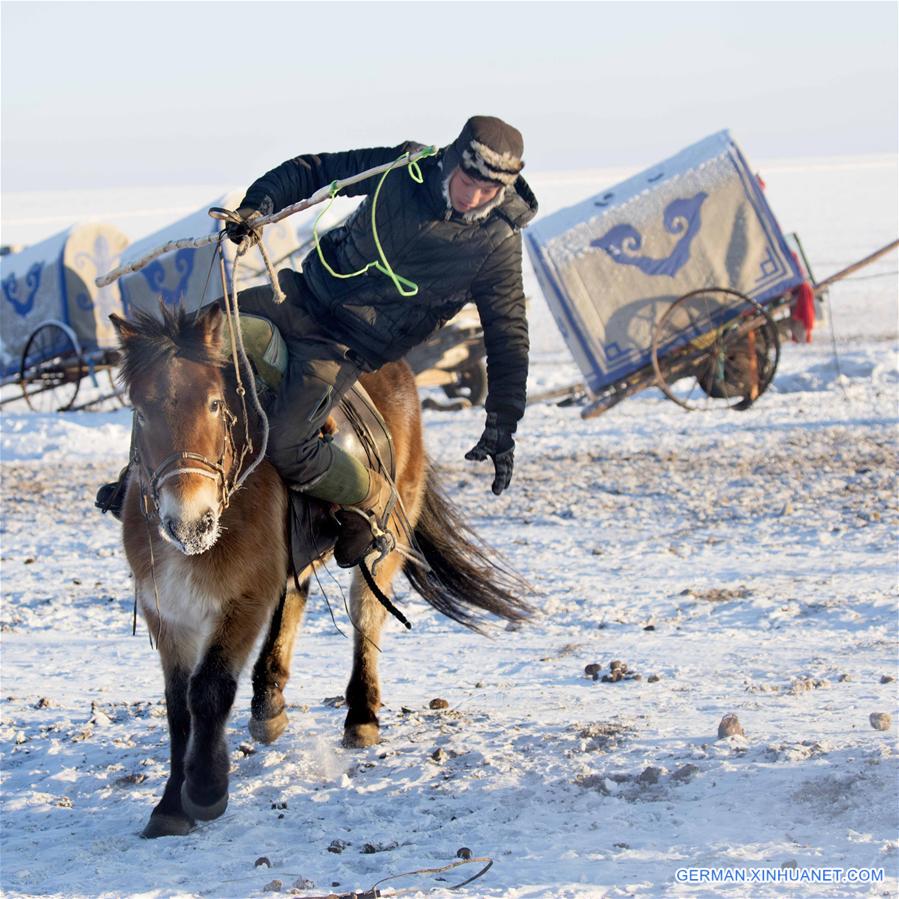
465 412 516 495
223 202 269 249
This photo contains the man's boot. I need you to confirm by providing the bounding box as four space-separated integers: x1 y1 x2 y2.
95 466 130 521
301 446 397 570
332 469 397 569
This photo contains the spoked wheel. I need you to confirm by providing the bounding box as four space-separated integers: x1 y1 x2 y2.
19 321 85 412
651 288 780 412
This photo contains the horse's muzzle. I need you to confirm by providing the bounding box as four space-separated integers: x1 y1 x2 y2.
161 510 220 555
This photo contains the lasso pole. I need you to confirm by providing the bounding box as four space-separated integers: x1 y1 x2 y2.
94 146 436 288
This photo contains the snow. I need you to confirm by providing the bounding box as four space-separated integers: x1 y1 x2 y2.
1 159 897 898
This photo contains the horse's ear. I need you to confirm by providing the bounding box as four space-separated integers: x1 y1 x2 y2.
199 304 227 353
109 313 137 344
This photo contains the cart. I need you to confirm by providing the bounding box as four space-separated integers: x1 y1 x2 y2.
527 130 815 417
1 223 131 411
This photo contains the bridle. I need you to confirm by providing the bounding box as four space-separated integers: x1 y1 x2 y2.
131 402 241 521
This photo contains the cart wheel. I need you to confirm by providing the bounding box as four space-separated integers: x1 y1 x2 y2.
442 359 488 407
19 321 85 412
106 366 129 409
651 288 780 412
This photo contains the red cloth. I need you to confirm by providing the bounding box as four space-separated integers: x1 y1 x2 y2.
790 280 816 343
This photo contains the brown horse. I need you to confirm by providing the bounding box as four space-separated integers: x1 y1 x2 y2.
110 304 530 838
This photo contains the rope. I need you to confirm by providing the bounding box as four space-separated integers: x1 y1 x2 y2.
218 244 271 492
312 147 436 298
218 855 494 897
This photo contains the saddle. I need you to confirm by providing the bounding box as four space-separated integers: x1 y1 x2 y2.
289 382 395 576
238 315 396 576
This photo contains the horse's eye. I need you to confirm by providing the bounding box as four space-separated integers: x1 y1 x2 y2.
209 399 223 414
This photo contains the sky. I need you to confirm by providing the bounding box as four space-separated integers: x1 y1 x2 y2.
1 0 897 194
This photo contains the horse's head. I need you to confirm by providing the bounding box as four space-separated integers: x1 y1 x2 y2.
112 304 240 555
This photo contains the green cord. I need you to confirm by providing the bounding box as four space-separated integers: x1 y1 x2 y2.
312 146 436 298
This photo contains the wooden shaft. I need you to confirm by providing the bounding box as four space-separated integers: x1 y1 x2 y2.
94 147 435 288
814 238 899 292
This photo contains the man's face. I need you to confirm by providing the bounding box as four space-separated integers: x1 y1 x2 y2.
448 168 502 214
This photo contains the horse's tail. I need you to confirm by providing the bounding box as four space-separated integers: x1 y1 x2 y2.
402 461 534 632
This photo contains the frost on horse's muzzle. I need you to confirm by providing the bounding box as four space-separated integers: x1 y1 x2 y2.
156 480 223 555
160 509 221 556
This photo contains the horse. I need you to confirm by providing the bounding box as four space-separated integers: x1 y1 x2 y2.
110 303 531 838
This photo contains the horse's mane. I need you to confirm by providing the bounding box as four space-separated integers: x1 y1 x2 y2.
118 305 227 387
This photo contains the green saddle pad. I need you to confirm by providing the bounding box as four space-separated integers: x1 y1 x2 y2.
228 314 288 391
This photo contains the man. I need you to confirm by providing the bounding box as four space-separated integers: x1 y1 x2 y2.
99 115 537 570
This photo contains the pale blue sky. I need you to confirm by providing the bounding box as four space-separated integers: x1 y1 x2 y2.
2 1 897 191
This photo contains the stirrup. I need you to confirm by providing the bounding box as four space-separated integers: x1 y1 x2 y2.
334 507 396 573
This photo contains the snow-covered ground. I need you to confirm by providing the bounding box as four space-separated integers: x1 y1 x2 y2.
1 159 897 898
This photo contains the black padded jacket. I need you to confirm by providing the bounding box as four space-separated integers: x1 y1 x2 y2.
239 143 538 427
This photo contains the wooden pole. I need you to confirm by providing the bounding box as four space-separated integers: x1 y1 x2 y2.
813 238 899 292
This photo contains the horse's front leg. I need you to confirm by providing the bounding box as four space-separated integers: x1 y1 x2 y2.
180 604 271 822
250 578 308 744
343 554 403 748
142 618 196 838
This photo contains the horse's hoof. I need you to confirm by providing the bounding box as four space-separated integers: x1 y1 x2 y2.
342 723 380 748
141 812 194 838
180 782 228 822
249 710 288 744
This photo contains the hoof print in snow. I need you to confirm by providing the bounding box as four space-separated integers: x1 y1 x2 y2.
362 840 398 854
323 695 346 708
114 772 146 787
637 766 663 785
869 712 892 731
671 764 700 783
262 879 282 892
717 714 745 739
880 675 895 684
584 663 602 680
254 857 271 868
291 878 315 891
788 677 829 694
429 698 449 710
647 674 661 683
431 747 449 764
457 846 472 859
327 839 349 854
576 722 635 753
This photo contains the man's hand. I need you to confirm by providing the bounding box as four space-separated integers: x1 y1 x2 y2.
465 412 516 495
223 202 270 249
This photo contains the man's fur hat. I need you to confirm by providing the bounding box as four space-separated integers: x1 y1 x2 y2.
451 116 524 187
